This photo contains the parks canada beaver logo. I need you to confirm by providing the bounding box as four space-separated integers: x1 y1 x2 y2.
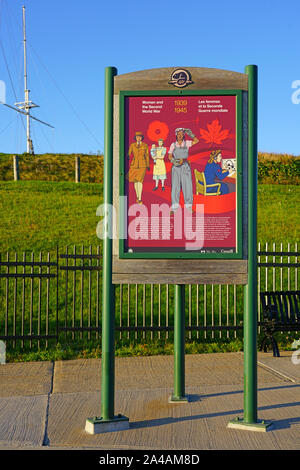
168 68 193 88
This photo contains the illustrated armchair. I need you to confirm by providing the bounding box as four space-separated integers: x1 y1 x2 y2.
194 169 221 196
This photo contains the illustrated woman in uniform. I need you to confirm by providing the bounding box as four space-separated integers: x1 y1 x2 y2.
168 128 199 211
127 131 150 204
151 138 167 191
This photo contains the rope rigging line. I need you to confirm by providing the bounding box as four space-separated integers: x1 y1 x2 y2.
28 41 103 150
0 39 19 103
25 43 55 152
2 0 22 94
0 117 15 135
0 0 26 136
0 0 20 103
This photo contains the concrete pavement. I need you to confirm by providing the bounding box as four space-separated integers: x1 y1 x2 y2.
0 351 299 450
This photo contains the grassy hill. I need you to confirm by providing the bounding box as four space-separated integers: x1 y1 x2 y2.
0 151 299 184
0 151 299 253
0 153 103 183
0 180 298 253
258 152 300 184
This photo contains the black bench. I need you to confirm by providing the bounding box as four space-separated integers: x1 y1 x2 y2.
259 290 300 357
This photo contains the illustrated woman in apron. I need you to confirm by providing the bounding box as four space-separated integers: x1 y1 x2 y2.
151 138 167 191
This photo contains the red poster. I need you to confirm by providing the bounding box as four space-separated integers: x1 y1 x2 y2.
122 94 238 255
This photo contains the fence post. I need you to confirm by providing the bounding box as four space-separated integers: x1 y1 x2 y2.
75 156 80 183
13 155 20 181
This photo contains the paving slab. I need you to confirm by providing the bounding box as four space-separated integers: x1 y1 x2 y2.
47 353 299 450
46 383 300 450
0 394 48 448
52 353 285 394
258 351 300 383
0 352 299 450
0 361 53 397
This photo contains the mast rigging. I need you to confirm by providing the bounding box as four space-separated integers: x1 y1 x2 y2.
0 5 54 154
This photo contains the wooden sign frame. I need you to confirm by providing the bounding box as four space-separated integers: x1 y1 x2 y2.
112 67 249 285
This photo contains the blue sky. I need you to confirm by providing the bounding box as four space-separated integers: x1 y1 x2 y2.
0 0 299 155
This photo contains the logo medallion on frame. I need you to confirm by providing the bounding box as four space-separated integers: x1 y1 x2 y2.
168 68 193 88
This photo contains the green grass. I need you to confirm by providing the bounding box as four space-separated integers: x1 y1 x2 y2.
0 181 298 253
5 333 298 362
5 338 244 362
257 185 300 243
0 180 103 252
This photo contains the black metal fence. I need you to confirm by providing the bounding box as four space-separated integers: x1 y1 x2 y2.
0 243 298 349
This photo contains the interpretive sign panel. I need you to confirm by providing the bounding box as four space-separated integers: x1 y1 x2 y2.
119 91 242 258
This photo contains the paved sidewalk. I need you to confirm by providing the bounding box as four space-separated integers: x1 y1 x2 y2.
0 351 299 450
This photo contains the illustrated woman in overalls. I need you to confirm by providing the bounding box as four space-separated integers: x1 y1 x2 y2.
168 128 199 211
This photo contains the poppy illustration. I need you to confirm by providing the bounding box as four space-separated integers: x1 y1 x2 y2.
147 120 169 142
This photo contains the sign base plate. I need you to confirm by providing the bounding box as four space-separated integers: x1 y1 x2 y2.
168 394 189 403
228 417 273 432
85 414 129 435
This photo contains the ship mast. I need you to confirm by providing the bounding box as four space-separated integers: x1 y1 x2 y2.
23 5 32 153
1 6 54 154
14 6 38 153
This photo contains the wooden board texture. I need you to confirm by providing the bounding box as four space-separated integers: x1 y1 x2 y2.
114 67 248 92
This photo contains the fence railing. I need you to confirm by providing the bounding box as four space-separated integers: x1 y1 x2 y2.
0 243 298 349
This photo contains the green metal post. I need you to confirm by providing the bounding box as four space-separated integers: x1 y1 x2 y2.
85 67 129 433
170 284 188 402
244 64 258 424
101 66 117 421
228 65 271 431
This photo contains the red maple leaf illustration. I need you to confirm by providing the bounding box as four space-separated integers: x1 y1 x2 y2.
199 120 230 146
